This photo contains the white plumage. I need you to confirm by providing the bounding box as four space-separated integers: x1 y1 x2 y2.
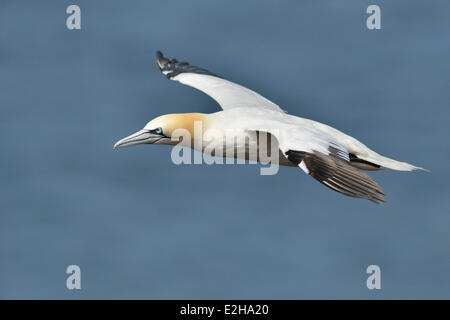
114 51 427 204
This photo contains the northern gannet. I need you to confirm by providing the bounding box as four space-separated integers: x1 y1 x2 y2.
114 51 426 204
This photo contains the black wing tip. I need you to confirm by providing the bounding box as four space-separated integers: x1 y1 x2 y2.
155 51 163 67
368 193 387 205
323 176 387 205
154 50 220 79
155 50 176 74
286 149 388 204
365 186 387 204
370 196 387 205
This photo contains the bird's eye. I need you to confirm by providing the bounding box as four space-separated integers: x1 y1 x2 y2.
154 127 163 135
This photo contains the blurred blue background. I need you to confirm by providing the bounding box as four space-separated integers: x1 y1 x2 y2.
1 0 449 299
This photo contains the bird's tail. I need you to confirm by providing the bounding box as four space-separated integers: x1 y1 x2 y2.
360 152 428 172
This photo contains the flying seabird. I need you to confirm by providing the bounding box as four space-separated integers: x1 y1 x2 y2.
114 51 426 204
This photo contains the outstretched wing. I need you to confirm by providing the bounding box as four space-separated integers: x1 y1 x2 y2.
155 51 285 113
274 126 386 204
285 149 386 204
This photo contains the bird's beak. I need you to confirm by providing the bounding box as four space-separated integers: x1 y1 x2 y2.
113 129 167 149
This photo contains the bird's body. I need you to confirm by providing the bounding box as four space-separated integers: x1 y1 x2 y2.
114 51 426 204
210 107 420 171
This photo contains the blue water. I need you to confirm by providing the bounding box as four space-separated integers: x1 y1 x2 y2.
1 0 449 299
